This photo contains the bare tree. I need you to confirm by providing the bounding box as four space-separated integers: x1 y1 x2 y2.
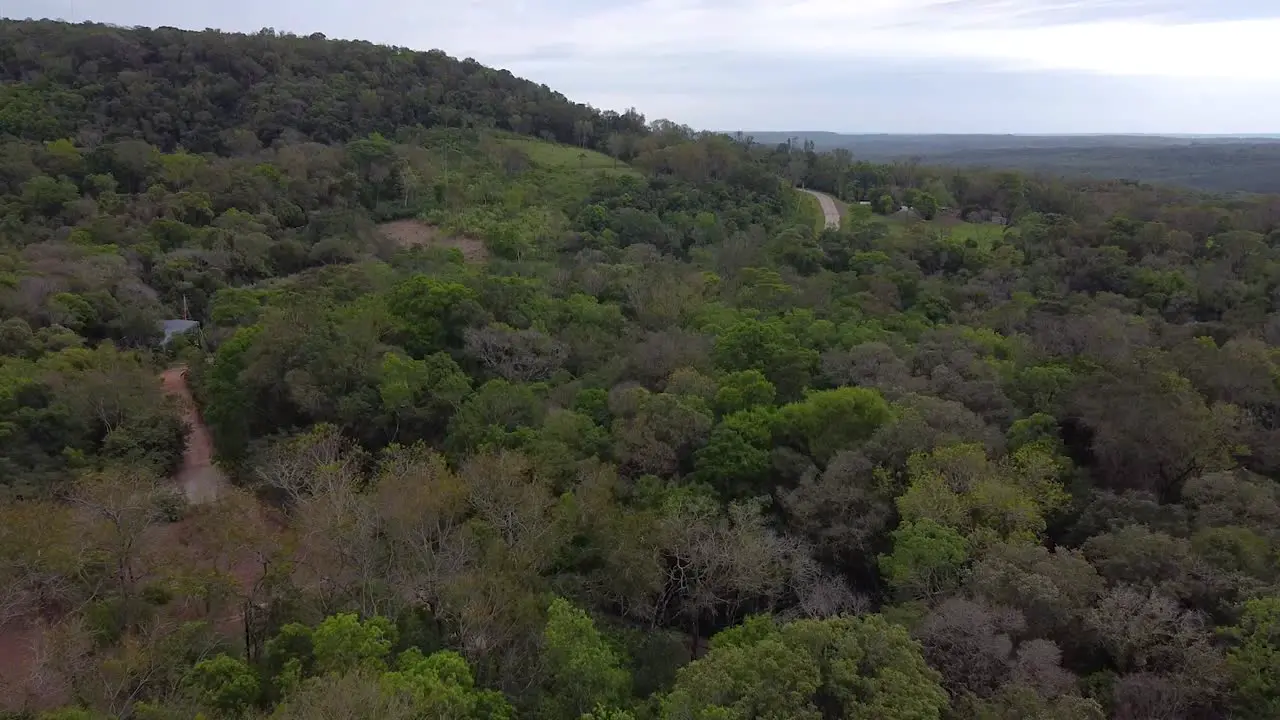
644 496 799 652
253 424 366 505
464 325 567 382
254 426 381 614
70 467 167 628
32 616 221 717
914 597 1024 698
373 444 472 610
0 501 81 629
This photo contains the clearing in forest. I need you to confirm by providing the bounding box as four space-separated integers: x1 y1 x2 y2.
498 136 639 176
377 219 489 262
945 221 1007 249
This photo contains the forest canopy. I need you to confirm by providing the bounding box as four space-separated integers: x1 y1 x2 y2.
3 17 1280 720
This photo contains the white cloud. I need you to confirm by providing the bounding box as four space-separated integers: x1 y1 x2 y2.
442 0 1280 81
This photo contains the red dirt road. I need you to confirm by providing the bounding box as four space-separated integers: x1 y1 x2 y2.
161 366 229 504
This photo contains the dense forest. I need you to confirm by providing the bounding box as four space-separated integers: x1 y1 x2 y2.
5 17 1280 720
745 132 1280 195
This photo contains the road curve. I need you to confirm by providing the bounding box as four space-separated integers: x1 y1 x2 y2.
801 189 841 230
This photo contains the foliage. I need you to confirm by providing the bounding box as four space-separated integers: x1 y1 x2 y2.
539 598 631 718
661 614 947 719
8 16 1280 720
879 519 971 600
1225 597 1280 719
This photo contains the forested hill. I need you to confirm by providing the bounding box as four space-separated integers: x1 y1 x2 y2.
9 17 1280 720
0 19 646 151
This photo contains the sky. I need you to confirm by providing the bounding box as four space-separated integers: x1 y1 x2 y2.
7 0 1280 134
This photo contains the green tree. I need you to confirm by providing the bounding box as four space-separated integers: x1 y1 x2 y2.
713 319 818 401
879 519 970 600
311 613 397 674
539 598 631 718
661 614 946 720
694 409 775 496
776 386 893 464
895 443 1070 546
445 379 544 456
713 369 777 415
382 649 514 719
187 654 260 716
200 324 263 465
379 350 472 439
20 174 80 218
1226 596 1280 719
385 275 481 356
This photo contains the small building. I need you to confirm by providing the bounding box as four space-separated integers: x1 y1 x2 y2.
159 319 199 347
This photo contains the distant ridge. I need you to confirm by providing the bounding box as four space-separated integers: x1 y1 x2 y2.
723 132 1280 194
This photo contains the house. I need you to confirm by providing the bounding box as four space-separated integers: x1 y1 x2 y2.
159 319 199 347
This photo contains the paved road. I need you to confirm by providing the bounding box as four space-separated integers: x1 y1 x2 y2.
801 189 841 229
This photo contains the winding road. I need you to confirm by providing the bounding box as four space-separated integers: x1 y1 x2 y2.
802 189 841 230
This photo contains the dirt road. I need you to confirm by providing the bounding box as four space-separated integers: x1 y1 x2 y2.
802 189 841 229
161 366 229 504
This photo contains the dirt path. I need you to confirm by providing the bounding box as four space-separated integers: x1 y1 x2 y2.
802 188 841 229
161 366 230 504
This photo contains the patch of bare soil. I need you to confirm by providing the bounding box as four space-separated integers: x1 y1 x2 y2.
378 219 488 262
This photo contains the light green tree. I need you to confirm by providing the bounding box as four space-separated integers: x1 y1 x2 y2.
382 649 514 719
539 598 631 718
879 519 970 600
714 370 777 416
1226 596 1280 719
661 614 947 720
776 387 893 464
311 613 397 674
187 654 260 716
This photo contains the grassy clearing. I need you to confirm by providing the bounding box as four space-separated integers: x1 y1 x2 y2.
945 222 1007 249
498 136 639 177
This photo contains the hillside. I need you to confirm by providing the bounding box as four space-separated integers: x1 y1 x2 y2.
741 132 1280 193
6 18 1280 720
0 19 647 151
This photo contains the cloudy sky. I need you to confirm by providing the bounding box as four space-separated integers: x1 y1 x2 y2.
8 0 1280 133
